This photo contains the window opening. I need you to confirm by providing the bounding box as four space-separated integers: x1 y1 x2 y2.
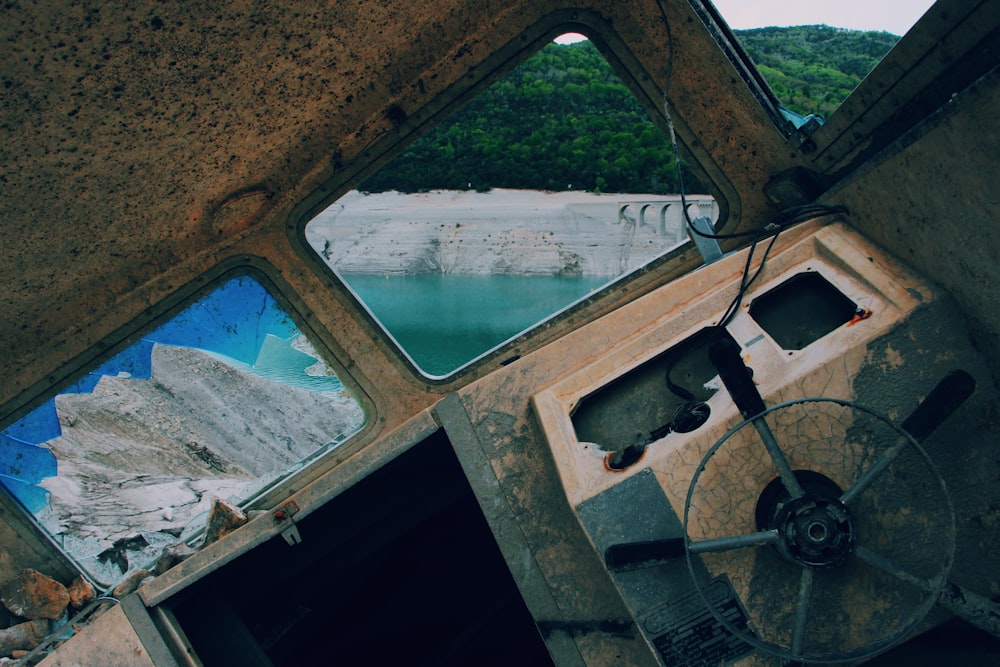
0 274 365 585
170 430 554 666
710 1 934 120
306 34 716 377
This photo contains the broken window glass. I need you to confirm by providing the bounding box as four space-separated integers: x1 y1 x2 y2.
0 274 365 585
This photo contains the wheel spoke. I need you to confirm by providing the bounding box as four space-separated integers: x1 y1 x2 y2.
855 546 1000 638
689 528 779 554
604 538 685 570
790 568 814 657
707 337 804 499
854 545 934 590
843 370 975 506
839 434 909 506
751 416 805 499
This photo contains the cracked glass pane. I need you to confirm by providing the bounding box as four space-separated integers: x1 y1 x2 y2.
0 274 365 585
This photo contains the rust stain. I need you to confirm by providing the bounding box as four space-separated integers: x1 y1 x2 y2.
847 308 873 326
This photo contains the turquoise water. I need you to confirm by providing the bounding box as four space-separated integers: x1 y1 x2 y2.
345 274 611 376
205 334 345 394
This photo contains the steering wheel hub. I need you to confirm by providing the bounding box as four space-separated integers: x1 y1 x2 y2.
775 494 855 568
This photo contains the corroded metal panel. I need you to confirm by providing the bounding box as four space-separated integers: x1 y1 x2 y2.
36 600 169 667
526 222 1000 662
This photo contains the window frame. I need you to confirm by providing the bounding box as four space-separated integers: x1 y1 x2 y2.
289 9 739 384
0 260 376 585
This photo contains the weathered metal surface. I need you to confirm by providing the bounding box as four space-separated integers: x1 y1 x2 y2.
35 599 170 667
0 0 803 422
825 65 1000 384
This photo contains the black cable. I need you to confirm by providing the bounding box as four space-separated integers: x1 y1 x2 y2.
654 1 850 328
712 200 848 328
716 225 782 327
655 1 848 242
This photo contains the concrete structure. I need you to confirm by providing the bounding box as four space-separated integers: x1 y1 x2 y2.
618 196 718 243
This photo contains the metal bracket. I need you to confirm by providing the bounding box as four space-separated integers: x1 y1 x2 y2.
273 500 303 546
687 216 724 264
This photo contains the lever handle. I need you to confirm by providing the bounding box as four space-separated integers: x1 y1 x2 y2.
709 338 765 419
605 538 685 571
900 369 976 442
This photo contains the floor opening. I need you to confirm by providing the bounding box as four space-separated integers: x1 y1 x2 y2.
169 430 552 666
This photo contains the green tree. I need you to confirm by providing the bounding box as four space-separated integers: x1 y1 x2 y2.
734 25 899 117
359 26 900 194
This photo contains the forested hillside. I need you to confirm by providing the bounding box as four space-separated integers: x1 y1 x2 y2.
361 42 677 194
737 25 900 118
360 26 900 195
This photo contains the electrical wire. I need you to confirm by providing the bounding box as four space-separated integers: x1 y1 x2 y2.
716 226 781 326
653 0 849 326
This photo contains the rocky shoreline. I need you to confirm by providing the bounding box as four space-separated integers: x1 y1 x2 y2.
306 189 714 277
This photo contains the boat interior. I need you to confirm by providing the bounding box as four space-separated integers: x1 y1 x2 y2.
2 0 1000 664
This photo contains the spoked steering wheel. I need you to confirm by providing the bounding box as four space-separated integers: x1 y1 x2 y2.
606 337 983 664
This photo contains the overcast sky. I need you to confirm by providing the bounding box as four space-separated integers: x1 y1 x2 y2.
709 0 936 35
555 1 937 43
